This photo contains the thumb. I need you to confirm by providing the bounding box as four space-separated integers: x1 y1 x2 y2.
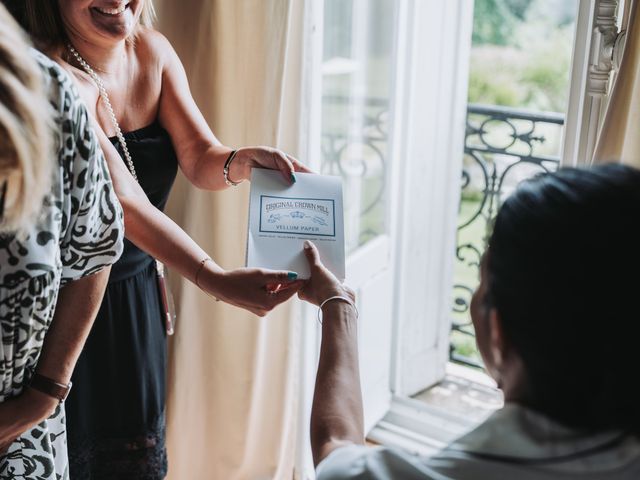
265 270 300 283
303 240 321 267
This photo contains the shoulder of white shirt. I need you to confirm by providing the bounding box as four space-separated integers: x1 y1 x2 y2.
316 403 640 479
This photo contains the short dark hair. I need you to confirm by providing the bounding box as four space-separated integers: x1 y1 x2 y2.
487 163 640 435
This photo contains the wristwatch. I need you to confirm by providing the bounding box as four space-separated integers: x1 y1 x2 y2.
29 373 72 403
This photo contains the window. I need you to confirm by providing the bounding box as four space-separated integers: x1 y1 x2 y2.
295 1 626 476
321 0 396 253
450 0 579 368
378 0 624 452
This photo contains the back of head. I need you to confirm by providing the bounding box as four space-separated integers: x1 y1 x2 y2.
487 163 640 435
0 3 53 232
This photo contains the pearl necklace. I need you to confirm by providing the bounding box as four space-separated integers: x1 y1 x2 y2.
67 44 138 182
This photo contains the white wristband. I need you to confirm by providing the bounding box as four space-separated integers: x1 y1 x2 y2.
317 295 358 324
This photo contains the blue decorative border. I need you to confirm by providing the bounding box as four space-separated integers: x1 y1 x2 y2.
259 195 336 237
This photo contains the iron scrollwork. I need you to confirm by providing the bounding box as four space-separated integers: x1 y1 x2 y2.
321 95 389 248
452 104 564 367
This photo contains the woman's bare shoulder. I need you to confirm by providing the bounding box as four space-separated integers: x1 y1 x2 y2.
135 27 177 69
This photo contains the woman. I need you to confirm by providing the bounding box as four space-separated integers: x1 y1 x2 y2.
304 165 640 479
0 4 124 478
12 1 309 478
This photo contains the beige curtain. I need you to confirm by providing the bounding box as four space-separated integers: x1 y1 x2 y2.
154 1 308 478
593 0 640 166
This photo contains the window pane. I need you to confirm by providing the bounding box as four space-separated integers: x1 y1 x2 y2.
450 0 579 367
321 0 396 253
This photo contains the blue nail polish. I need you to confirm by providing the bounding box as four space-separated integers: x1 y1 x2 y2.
288 272 298 280
290 173 297 184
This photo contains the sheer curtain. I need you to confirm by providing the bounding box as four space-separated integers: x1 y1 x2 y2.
593 0 640 167
154 1 312 478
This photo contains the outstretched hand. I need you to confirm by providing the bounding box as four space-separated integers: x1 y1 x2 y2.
198 266 304 317
298 241 355 306
230 146 314 185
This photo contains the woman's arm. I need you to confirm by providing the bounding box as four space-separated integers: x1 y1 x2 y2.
298 241 365 466
58 47 302 314
36 269 110 385
153 31 312 189
94 122 302 316
0 269 110 451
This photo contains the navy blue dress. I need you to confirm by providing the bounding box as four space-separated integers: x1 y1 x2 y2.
66 122 178 480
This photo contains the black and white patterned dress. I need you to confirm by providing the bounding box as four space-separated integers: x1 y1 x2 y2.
0 50 124 480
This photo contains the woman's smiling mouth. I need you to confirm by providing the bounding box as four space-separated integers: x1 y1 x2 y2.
86 0 137 38
93 2 130 16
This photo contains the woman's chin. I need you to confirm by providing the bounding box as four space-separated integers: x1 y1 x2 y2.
89 6 137 41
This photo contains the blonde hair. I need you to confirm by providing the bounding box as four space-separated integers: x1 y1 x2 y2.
23 0 156 47
0 4 53 232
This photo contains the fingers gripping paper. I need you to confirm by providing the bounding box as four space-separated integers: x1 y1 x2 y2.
246 169 346 280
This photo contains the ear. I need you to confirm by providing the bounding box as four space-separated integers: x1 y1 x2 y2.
488 308 506 370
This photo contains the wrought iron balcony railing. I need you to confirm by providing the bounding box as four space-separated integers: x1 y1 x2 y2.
321 95 389 250
320 96 565 368
451 104 564 368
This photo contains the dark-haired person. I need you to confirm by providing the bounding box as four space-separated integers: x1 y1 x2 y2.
0 4 124 478
301 164 640 479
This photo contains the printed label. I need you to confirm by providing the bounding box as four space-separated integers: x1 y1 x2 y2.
259 195 335 237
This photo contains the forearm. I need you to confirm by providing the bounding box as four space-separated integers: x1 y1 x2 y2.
94 119 225 287
155 38 254 191
186 144 238 190
94 118 297 312
311 302 365 466
35 269 110 383
120 193 224 282
1 272 108 447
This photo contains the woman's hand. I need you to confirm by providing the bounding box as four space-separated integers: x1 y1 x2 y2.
198 265 305 317
229 146 314 185
298 241 355 306
0 388 58 454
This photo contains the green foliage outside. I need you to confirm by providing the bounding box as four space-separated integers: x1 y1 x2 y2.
472 0 523 46
468 0 577 111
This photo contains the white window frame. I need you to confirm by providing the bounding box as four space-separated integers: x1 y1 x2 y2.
293 0 325 478
388 0 475 399
295 2 475 476
563 0 625 166
382 0 626 453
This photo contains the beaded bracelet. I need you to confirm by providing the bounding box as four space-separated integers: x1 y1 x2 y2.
223 150 241 186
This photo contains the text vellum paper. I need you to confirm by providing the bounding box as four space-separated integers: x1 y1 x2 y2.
246 169 345 280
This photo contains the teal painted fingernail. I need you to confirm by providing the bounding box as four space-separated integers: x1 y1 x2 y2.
288 272 298 280
290 173 297 183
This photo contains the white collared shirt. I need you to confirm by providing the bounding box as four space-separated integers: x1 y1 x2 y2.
316 403 640 479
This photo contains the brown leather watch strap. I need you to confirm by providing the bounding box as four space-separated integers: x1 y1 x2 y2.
29 373 72 403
